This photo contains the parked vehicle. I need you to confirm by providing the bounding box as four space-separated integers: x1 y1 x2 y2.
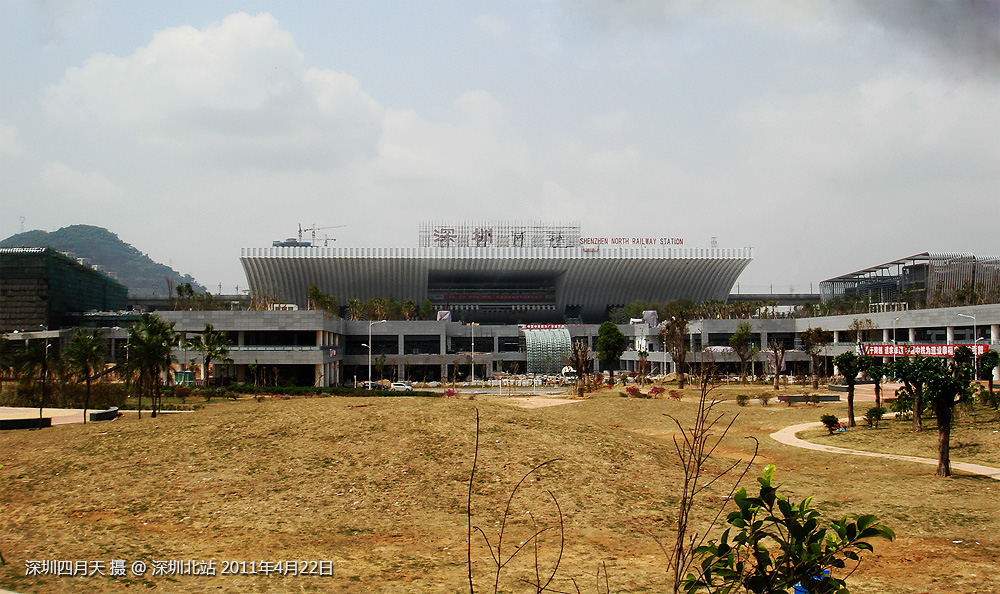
390 382 413 391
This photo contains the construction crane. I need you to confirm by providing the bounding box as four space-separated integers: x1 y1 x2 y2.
298 223 347 245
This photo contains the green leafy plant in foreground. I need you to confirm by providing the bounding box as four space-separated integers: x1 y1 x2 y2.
682 465 893 594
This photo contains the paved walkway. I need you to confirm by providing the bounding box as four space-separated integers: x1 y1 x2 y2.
770 420 1000 481
0 407 186 426
0 407 88 425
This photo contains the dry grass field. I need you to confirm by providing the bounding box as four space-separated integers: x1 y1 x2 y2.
1 385 998 593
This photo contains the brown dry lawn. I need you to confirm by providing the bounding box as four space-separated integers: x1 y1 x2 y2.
1 385 999 593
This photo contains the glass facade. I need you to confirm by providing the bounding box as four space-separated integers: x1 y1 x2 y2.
522 327 572 374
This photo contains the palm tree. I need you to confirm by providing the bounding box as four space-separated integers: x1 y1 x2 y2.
401 299 416 321
125 314 176 418
14 339 50 427
11 336 59 427
186 324 232 388
346 299 363 320
66 329 106 425
0 339 12 396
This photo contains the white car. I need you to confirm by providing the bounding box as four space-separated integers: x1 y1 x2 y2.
390 382 413 391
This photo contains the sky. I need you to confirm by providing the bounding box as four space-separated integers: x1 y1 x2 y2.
1 0 998 296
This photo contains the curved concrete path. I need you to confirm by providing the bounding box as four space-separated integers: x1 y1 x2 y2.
770 421 1000 481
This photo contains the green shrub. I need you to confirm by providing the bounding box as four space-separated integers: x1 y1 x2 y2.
820 414 839 434
889 389 913 419
735 393 750 407
864 407 887 429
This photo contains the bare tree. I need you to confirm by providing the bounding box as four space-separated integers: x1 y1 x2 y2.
800 327 833 390
569 340 593 397
730 321 756 384
847 318 875 348
768 338 787 391
662 368 757 593
660 302 694 389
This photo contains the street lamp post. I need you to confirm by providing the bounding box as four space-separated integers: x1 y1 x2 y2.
892 317 900 363
368 319 387 385
957 313 977 379
470 322 478 385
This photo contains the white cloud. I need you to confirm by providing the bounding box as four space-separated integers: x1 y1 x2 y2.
378 90 527 185
588 110 632 135
737 73 1000 195
0 120 24 157
475 13 512 39
44 12 384 169
38 161 125 205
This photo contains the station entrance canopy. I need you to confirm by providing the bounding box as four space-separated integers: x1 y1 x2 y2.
521 326 572 374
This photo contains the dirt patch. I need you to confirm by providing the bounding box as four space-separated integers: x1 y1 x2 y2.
489 395 586 409
1 387 998 593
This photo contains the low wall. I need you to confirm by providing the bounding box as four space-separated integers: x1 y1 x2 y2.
0 417 52 430
779 394 841 403
88 407 120 422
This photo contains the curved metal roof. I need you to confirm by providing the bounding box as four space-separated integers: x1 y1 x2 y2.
240 246 752 319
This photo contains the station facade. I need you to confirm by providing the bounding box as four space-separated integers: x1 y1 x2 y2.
4 237 999 387
241 222 753 324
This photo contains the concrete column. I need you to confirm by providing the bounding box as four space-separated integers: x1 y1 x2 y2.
398 334 405 355
991 324 999 345
883 328 891 342
238 331 244 346
833 331 840 344
760 330 769 351
946 326 955 345
909 328 917 343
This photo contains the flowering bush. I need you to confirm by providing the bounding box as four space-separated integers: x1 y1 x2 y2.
444 389 456 397
648 386 665 397
625 386 642 397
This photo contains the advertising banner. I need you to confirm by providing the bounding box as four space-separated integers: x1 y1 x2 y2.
862 344 989 357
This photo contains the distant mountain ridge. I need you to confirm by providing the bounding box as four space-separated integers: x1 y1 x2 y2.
0 225 205 296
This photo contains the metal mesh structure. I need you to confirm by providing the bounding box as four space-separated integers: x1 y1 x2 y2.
522 327 573 374
419 221 580 249
0 247 128 332
819 252 1000 306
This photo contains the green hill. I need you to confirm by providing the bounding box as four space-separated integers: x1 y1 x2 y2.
0 224 204 296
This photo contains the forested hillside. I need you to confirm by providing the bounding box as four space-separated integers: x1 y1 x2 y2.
0 225 204 296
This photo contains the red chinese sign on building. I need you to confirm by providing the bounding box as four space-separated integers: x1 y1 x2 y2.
863 344 989 357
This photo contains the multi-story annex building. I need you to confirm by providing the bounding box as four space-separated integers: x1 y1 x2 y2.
150 302 1000 387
